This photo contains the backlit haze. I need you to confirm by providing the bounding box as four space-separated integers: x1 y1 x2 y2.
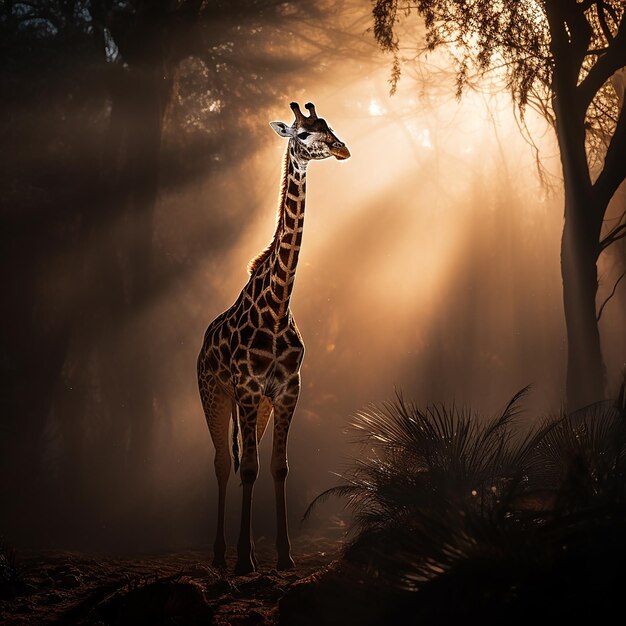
6 2 626 551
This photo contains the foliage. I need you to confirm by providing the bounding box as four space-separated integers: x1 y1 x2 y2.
372 1 625 142
532 388 626 511
306 384 626 594
307 388 536 527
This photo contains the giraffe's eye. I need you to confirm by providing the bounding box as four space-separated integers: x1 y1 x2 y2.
297 132 311 140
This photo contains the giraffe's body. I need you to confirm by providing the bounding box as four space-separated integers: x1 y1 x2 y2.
197 102 349 574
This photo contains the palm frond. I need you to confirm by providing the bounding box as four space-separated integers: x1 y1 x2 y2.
302 484 365 522
307 386 626 595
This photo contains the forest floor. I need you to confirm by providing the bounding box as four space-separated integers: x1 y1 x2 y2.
0 534 343 625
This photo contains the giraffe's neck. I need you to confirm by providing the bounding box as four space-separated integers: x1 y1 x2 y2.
267 141 308 317
247 141 309 318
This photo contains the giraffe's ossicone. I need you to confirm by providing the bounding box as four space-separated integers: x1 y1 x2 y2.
197 101 350 575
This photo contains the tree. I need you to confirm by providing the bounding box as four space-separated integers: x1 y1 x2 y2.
372 0 626 409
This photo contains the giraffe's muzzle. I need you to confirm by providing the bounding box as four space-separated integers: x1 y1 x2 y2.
330 144 351 160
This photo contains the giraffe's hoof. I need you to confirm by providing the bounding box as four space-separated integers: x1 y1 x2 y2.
277 556 295 571
234 559 256 576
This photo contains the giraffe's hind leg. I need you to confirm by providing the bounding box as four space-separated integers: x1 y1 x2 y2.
199 373 232 570
271 375 300 570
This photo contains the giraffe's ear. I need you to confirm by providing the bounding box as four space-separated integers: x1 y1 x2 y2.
269 121 294 138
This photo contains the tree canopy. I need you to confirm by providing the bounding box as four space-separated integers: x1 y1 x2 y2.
374 1 625 166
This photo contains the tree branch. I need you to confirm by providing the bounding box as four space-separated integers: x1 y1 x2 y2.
578 14 626 111
596 1 614 44
593 82 626 211
600 223 626 250
597 269 626 321
586 46 610 56
567 0 593 64
603 2 619 27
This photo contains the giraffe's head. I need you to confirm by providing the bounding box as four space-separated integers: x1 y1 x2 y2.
270 102 350 161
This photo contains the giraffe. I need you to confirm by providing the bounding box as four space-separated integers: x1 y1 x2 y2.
197 102 350 574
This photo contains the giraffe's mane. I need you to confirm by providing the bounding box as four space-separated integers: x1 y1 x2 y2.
247 147 289 275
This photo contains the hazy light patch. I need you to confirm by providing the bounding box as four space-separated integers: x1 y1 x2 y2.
206 99 223 113
413 127 434 150
374 212 463 308
355 179 469 340
368 99 385 116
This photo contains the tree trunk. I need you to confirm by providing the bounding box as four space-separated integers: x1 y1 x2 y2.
553 87 606 410
561 206 605 409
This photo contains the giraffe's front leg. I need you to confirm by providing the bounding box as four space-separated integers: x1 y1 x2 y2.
234 387 263 575
271 374 300 570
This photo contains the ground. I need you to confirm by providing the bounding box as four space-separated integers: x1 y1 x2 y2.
0 535 341 625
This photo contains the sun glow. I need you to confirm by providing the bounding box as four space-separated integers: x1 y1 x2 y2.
368 99 384 116
414 127 434 150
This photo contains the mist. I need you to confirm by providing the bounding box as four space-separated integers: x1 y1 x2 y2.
2 0 625 556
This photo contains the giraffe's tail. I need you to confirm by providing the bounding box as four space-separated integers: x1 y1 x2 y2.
231 400 240 474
